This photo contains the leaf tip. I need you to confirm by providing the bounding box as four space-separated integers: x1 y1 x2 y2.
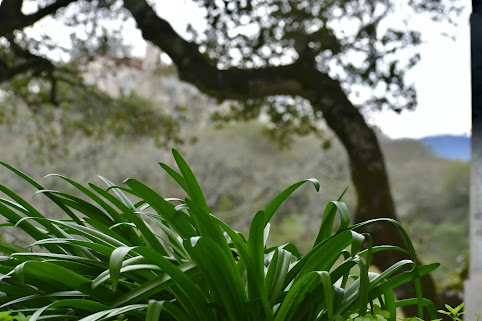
308 178 320 192
171 148 180 157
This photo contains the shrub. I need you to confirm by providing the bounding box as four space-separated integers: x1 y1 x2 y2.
0 150 439 321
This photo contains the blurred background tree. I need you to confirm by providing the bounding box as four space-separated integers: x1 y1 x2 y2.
0 0 467 315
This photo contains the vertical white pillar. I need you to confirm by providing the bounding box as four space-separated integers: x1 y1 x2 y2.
465 0 482 316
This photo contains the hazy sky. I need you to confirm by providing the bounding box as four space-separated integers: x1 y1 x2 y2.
367 8 471 139
24 0 471 139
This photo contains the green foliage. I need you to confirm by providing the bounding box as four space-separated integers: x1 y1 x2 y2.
346 304 391 321
442 161 469 209
335 303 476 321
406 220 468 286
0 150 439 320
437 303 469 321
0 75 184 161
0 310 28 321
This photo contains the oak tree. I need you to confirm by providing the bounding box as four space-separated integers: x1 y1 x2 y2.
0 0 463 314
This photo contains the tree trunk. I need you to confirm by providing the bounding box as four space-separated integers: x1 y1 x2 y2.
306 76 441 318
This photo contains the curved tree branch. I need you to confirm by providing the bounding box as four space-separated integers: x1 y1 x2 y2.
0 55 53 83
123 0 346 104
0 35 54 83
0 0 76 36
0 0 77 83
123 0 321 100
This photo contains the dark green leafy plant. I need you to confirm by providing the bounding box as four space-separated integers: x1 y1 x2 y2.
0 150 439 321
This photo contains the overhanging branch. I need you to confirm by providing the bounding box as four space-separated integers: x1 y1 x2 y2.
0 36 54 83
0 0 76 36
0 54 54 83
123 0 341 101
0 0 76 82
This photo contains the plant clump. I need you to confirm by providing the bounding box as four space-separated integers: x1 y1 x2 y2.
0 150 439 321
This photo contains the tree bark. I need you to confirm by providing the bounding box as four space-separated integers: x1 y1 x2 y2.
305 75 442 318
0 0 76 83
0 0 76 37
122 1 442 317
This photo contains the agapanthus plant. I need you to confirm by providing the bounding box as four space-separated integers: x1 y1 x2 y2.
0 150 438 321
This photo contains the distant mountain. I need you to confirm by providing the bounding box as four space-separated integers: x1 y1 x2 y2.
419 135 471 161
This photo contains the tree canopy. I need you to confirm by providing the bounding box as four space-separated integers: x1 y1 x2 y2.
0 0 462 125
